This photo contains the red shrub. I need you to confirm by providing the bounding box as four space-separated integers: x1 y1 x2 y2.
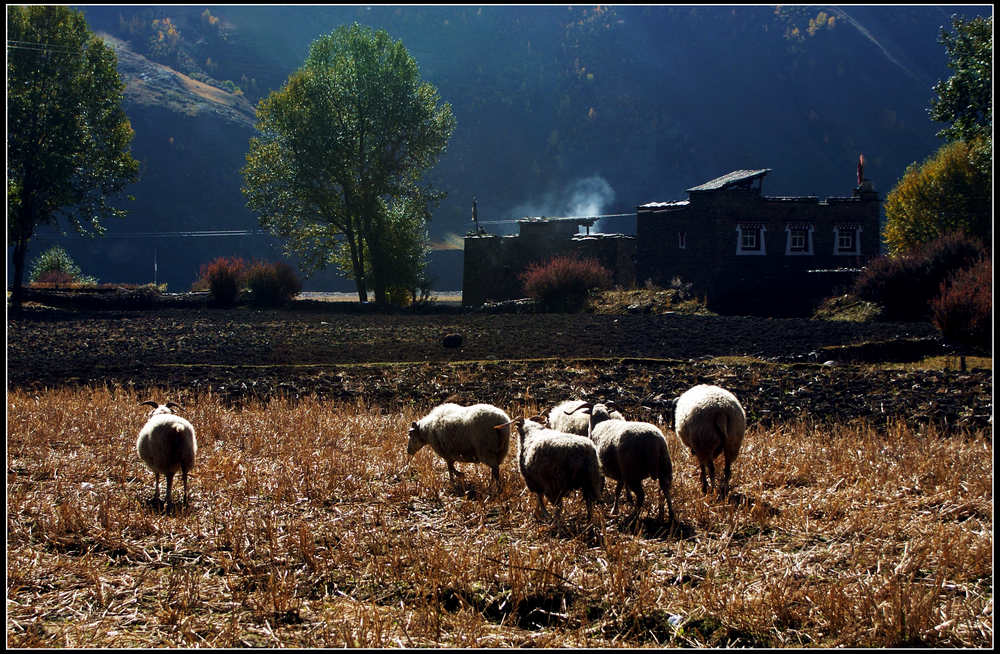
854 231 986 321
520 255 612 312
246 260 302 307
194 256 247 306
931 256 992 350
32 270 79 287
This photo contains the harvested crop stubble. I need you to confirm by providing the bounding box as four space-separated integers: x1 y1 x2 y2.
6 386 992 648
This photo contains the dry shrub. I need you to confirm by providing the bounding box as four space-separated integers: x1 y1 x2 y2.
853 231 986 321
193 256 247 306
6 387 992 648
520 255 612 312
931 255 992 351
246 261 303 307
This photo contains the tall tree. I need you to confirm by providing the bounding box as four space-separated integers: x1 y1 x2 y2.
928 15 992 145
882 139 991 255
242 23 455 305
7 5 140 307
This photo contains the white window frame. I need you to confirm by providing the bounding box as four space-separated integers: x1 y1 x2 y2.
833 224 862 256
736 223 766 255
784 223 814 256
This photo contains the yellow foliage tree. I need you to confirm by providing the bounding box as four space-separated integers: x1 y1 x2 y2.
882 138 991 255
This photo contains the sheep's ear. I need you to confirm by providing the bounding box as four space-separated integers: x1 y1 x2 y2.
139 401 159 409
528 414 547 425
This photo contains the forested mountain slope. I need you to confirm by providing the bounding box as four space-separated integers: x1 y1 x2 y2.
16 5 990 292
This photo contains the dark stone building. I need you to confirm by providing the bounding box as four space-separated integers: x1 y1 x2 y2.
635 169 880 315
462 218 636 307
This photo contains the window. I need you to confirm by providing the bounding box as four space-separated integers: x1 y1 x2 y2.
677 231 687 249
736 223 766 255
833 224 862 255
784 223 814 255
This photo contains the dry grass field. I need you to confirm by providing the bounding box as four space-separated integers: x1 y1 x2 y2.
6 385 992 648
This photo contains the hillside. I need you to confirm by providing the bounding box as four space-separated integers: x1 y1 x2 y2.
13 5 992 293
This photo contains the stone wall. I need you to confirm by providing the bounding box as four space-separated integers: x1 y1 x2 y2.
462 223 636 306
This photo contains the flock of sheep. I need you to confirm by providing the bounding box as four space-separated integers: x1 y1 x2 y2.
135 383 746 527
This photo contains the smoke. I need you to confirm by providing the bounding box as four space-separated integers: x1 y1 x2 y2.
507 175 617 233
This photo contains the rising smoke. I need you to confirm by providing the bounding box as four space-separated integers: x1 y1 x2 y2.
506 175 617 234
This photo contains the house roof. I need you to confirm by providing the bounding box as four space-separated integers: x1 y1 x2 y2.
687 169 771 193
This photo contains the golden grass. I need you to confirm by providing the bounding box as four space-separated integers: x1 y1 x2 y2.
6 386 993 647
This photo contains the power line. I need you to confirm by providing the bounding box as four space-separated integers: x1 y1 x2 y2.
34 229 272 239
479 212 636 225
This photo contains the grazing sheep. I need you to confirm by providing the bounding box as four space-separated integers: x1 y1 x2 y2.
548 399 624 436
569 402 675 523
407 403 512 490
671 384 746 499
136 401 197 506
512 416 604 522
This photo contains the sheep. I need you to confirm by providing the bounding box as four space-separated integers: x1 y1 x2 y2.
566 402 675 523
547 399 624 436
136 401 197 506
670 384 746 499
407 403 512 490
510 416 603 522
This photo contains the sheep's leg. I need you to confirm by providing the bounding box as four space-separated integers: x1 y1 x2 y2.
446 460 465 485
631 482 645 522
153 472 161 503
703 460 716 496
611 481 623 515
535 494 550 519
699 464 709 495
182 469 189 504
491 465 502 493
165 472 175 507
720 456 732 499
659 475 675 524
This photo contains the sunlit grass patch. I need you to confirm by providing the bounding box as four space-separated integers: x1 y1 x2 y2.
6 386 992 647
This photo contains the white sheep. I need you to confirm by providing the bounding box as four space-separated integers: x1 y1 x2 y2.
670 384 746 499
569 402 675 523
136 401 197 506
407 403 512 490
511 416 604 522
547 399 624 436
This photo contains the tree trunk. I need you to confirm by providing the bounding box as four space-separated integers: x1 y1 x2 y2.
10 234 30 310
345 231 367 303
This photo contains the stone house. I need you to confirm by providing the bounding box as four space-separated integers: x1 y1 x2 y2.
462 217 636 307
635 168 880 314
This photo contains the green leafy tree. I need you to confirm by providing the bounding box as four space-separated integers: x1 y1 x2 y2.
882 139 991 255
28 245 98 286
7 5 140 307
242 23 455 305
929 15 992 145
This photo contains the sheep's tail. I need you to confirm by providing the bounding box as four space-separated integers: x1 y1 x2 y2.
712 412 729 458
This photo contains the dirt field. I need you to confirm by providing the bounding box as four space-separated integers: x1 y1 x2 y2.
6 299 991 432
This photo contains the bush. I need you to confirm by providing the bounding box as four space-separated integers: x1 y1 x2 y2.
28 245 97 287
931 256 992 350
520 255 612 312
853 231 986 320
195 256 247 306
245 261 302 307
